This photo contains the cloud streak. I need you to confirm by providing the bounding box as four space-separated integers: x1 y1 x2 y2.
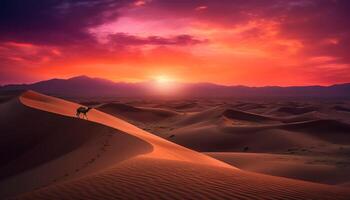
108 33 206 46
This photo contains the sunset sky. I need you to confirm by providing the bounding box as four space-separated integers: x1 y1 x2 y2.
0 0 350 86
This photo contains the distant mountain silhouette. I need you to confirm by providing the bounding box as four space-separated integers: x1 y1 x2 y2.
1 76 349 98
0 76 149 98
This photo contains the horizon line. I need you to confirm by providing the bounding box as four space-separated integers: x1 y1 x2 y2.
1 75 350 88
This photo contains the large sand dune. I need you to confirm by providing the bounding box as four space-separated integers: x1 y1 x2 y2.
0 91 349 199
0 93 153 198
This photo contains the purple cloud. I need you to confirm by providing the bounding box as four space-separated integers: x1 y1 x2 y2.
108 33 206 46
0 0 130 45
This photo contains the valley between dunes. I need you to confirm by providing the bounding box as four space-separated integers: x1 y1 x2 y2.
0 91 349 199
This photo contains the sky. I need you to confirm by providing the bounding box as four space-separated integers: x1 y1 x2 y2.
0 0 350 86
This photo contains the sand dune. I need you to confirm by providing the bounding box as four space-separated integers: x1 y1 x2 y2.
18 91 229 166
275 106 318 115
278 111 325 123
333 105 350 112
16 157 350 200
154 101 200 110
98 102 179 124
282 119 350 144
1 91 349 199
172 101 199 110
223 108 274 122
207 152 350 186
176 106 277 127
164 104 350 153
169 122 349 153
0 90 22 104
169 123 329 152
0 94 152 198
230 102 269 113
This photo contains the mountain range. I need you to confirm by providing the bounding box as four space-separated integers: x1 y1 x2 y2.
1 76 349 98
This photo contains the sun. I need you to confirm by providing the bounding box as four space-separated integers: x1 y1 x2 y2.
154 75 171 83
151 75 180 95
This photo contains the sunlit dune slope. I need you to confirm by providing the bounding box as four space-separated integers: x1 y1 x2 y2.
1 91 349 199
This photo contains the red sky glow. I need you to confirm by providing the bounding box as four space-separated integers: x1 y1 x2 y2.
1 0 350 86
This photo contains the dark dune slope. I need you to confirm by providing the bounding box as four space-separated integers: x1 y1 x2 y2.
0 96 152 198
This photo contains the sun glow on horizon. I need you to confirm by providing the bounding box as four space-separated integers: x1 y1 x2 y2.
154 75 172 83
151 75 181 95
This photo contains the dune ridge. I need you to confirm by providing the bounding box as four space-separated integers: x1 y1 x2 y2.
0 91 349 199
98 102 179 124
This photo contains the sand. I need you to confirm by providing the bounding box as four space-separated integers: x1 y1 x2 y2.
98 102 180 124
98 98 350 187
15 158 350 200
0 91 349 199
207 152 350 186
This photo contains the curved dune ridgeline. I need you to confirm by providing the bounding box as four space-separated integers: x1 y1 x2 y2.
0 91 349 199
